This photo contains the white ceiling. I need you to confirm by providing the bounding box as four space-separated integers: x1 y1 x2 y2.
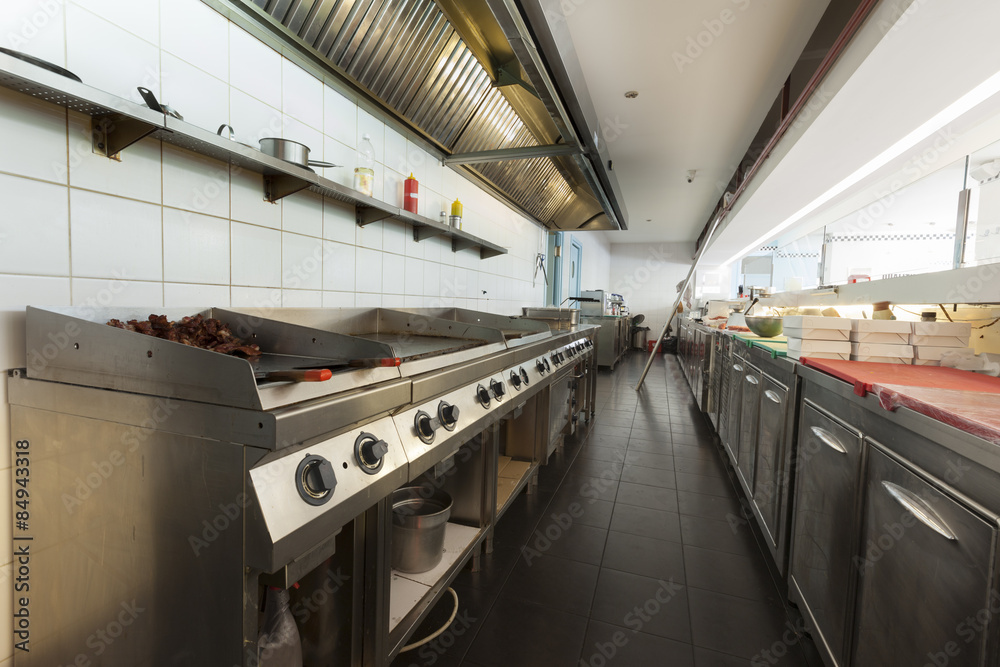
561 0 831 244
700 0 1000 267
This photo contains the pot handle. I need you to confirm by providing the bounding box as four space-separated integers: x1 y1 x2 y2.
217 124 235 139
136 87 163 113
308 160 342 168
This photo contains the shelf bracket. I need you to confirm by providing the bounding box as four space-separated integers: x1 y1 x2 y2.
263 172 309 202
92 115 158 158
356 206 393 227
480 246 505 260
414 225 448 242
452 237 477 253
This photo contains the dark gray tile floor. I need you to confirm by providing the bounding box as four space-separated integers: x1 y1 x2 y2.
391 352 819 667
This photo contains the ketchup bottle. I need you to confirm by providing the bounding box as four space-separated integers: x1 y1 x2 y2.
404 173 419 214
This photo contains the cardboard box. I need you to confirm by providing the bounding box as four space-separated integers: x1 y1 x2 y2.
850 355 912 364
850 319 910 344
784 326 850 341
911 321 972 337
783 316 852 331
787 350 850 361
912 346 974 361
909 334 970 347
850 342 914 358
787 338 852 354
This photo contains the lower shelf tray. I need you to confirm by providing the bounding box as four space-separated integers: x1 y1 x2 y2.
389 522 481 633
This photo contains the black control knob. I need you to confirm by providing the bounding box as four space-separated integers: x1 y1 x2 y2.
509 371 522 389
536 360 546 374
414 410 436 444
476 384 491 407
355 432 389 475
519 368 530 386
551 354 560 366
438 401 460 430
491 379 506 400
544 358 551 372
296 454 337 505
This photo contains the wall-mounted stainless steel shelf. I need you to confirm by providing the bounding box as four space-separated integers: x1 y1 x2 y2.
0 52 507 262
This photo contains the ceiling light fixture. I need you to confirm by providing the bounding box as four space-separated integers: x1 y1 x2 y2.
720 69 1000 267
624 91 638 99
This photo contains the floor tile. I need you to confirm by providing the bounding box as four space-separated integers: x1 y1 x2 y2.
609 504 682 543
579 444 627 463
615 481 679 512
502 552 600 613
675 471 734 497
581 620 696 667
620 464 676 489
521 520 608 566
624 450 674 471
589 569 691 643
678 514 758 557
465 596 589 667
676 491 742 522
602 531 685 581
683 545 779 602
688 588 797 660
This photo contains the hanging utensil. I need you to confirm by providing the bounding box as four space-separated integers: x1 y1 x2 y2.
137 86 183 120
259 137 341 169
217 124 255 149
0 47 82 82
744 297 760 316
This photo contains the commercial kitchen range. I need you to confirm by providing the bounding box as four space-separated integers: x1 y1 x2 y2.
677 319 1000 667
10 305 597 666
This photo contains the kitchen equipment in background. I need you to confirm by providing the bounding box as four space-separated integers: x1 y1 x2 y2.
579 290 610 316
257 587 303 667
354 134 375 195
610 293 625 316
391 487 453 573
136 86 183 119
706 301 731 320
260 138 340 169
450 199 463 229
631 314 650 350
521 307 580 328
0 47 81 82
872 301 894 320
404 173 419 214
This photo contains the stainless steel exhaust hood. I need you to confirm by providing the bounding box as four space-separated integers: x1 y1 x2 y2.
228 0 627 230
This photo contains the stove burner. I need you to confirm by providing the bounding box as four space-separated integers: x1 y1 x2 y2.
296 454 337 505
354 432 389 474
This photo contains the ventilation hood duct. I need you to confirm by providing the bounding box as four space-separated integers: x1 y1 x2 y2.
229 0 627 231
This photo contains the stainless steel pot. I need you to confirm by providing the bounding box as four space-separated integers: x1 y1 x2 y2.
391 487 452 573
260 137 340 169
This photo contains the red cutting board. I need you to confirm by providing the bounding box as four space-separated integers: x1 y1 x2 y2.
800 357 1000 397
872 383 1000 445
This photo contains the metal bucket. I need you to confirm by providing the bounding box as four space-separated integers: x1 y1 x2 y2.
391 487 452 573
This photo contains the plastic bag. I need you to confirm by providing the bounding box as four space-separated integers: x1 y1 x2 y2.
259 587 303 667
940 349 1000 377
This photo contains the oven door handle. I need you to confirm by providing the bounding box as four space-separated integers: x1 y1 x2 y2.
882 481 957 541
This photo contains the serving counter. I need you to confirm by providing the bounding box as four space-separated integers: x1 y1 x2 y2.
677 318 1000 667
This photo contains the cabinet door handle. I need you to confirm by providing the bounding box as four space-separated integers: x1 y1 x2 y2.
882 482 957 541
810 426 847 454
733 364 743 372
745 375 759 385
764 390 782 404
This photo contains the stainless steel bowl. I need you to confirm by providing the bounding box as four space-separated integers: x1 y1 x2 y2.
745 316 783 338
259 137 340 169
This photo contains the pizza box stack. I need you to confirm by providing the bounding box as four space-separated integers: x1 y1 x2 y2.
849 320 914 364
909 321 973 366
782 316 852 361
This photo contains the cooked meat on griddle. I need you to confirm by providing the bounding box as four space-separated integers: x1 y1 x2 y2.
107 314 262 358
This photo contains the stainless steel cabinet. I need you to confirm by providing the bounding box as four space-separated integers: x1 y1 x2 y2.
788 402 864 667
752 376 788 548
736 364 762 496
852 446 999 667
723 353 746 465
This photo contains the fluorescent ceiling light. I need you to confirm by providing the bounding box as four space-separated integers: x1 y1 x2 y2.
720 69 1000 267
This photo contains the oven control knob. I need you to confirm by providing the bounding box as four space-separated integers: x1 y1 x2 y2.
296 454 337 505
354 432 389 475
490 379 505 400
551 354 560 366
520 367 530 386
438 402 460 430
476 384 491 407
509 371 522 389
414 410 437 444
544 358 551 372
536 360 545 374
568 347 575 357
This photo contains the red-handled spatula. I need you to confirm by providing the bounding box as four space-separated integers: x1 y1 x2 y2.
259 368 333 382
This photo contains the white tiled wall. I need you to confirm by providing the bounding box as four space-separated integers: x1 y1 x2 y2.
0 0 563 662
